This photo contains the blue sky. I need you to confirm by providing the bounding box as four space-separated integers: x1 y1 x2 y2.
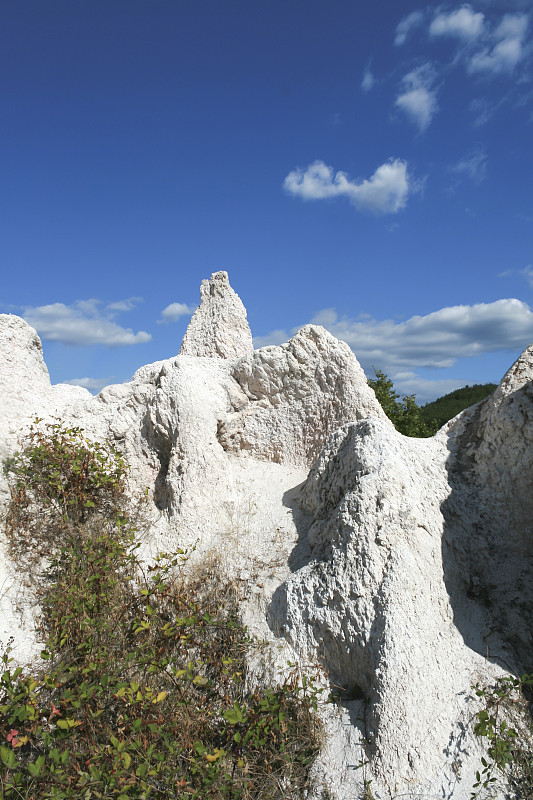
1 0 532 403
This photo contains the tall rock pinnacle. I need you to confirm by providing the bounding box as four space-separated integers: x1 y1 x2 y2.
179 271 254 359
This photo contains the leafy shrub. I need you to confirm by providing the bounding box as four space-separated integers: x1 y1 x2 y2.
1 420 322 799
472 674 533 799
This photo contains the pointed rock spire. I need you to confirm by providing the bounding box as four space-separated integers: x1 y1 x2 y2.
179 271 254 359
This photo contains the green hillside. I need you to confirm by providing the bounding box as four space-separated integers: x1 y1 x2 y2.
419 383 497 429
368 372 497 437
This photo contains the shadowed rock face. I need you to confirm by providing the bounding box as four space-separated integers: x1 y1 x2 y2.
269 345 533 798
1 274 532 800
441 345 533 673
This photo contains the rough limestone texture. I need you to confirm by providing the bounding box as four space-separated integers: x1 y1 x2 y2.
218 325 387 466
441 345 533 673
179 270 253 359
1 274 532 800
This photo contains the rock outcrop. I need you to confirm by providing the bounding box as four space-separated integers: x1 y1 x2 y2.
179 270 253 358
1 272 532 800
219 324 387 466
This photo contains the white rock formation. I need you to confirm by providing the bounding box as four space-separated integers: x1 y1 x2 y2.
179 270 253 358
219 325 387 466
1 274 532 800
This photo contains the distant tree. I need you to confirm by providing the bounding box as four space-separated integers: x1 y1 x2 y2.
368 369 438 438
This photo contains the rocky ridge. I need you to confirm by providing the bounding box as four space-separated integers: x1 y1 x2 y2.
0 271 531 799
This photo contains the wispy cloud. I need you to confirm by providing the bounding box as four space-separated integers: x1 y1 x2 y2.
468 13 529 74
361 63 376 91
522 265 533 287
22 299 151 346
283 158 410 214
388 6 532 132
158 302 195 323
499 264 533 287
429 6 485 40
395 10 425 46
450 147 488 183
106 297 143 314
395 64 439 132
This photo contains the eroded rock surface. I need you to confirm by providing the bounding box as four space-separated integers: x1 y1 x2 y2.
1 276 532 800
179 270 253 359
218 325 386 466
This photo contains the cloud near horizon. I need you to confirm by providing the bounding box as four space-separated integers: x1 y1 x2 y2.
158 302 196 323
283 159 410 214
255 297 533 371
22 299 151 347
62 376 114 393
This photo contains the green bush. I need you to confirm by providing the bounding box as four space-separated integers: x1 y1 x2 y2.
1 420 322 799
368 370 438 437
471 674 533 799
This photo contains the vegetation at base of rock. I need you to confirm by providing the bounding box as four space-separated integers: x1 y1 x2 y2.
368 370 438 437
1 420 322 799
419 383 497 430
471 674 533 799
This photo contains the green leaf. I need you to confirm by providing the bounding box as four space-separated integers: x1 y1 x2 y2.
0 745 17 769
27 755 45 777
224 701 245 725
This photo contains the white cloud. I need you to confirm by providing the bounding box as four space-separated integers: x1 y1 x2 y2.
430 6 485 40
253 329 290 348
255 298 533 372
283 158 410 214
158 302 195 323
106 297 143 314
395 10 425 46
395 64 439 132
361 65 376 91
22 300 151 346
63 376 114 393
255 298 533 403
450 148 488 183
468 12 529 74
309 298 533 370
